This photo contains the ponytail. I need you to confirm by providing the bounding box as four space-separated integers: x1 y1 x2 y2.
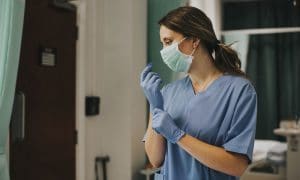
214 42 246 76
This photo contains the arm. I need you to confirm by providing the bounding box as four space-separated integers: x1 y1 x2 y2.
152 106 254 177
145 113 166 168
178 134 249 177
183 88 257 176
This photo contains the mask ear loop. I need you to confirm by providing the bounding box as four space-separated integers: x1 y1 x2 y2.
179 37 187 43
190 48 196 56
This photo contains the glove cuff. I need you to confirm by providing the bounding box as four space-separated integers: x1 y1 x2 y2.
170 129 185 144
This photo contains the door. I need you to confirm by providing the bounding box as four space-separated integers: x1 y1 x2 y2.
10 0 77 180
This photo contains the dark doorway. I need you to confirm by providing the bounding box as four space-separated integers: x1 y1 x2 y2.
10 0 77 180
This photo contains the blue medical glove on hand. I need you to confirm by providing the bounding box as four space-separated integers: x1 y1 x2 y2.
152 108 185 144
140 64 163 112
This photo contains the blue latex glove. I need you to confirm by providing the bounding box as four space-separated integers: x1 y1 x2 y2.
140 64 163 112
152 108 185 144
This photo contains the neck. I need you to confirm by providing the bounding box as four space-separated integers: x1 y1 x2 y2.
188 49 223 91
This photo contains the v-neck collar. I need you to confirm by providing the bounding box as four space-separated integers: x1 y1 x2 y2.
186 74 226 96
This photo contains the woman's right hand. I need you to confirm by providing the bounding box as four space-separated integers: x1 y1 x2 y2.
140 64 163 112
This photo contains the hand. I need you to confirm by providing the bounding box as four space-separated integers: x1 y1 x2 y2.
140 64 163 112
152 108 185 144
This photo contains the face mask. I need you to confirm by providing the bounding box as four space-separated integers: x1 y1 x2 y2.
160 38 195 73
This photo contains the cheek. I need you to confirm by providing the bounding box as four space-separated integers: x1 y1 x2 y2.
179 43 194 55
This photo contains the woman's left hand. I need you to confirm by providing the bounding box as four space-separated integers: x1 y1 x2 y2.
152 108 185 144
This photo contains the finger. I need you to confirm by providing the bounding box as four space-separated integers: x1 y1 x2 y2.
140 66 151 82
144 72 157 83
149 75 160 84
152 78 162 88
152 108 159 115
153 108 162 115
154 78 162 85
140 65 152 82
152 113 159 121
146 72 160 83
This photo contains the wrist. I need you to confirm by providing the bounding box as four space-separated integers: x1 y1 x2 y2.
170 129 185 144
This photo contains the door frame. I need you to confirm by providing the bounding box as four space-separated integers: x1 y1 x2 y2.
71 1 86 180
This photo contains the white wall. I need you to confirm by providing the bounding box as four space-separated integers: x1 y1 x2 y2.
81 0 148 180
189 0 222 39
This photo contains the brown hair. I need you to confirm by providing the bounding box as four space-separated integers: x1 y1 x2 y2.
158 6 245 76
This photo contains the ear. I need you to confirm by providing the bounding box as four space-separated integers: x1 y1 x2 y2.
192 38 200 49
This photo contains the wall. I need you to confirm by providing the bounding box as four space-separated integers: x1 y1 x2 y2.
80 0 148 180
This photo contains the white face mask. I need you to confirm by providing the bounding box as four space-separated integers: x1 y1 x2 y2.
160 37 195 73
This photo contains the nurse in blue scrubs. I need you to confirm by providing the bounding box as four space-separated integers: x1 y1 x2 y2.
140 6 257 180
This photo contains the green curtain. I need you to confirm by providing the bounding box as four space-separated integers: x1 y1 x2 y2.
245 2 300 140
247 33 300 140
222 0 300 140
147 0 187 85
0 0 25 179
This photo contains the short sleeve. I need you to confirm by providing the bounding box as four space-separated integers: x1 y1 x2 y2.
222 84 257 163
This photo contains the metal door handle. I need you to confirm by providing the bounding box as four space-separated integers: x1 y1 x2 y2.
11 91 25 143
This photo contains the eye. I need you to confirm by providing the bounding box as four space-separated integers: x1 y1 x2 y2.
161 38 173 48
165 40 172 46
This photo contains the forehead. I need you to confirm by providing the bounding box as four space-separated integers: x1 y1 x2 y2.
159 25 183 40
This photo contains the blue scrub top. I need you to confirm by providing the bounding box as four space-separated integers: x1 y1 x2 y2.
145 74 257 180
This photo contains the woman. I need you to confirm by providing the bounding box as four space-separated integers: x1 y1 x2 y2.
140 6 257 180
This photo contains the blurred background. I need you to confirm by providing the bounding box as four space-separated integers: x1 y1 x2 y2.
0 0 299 180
